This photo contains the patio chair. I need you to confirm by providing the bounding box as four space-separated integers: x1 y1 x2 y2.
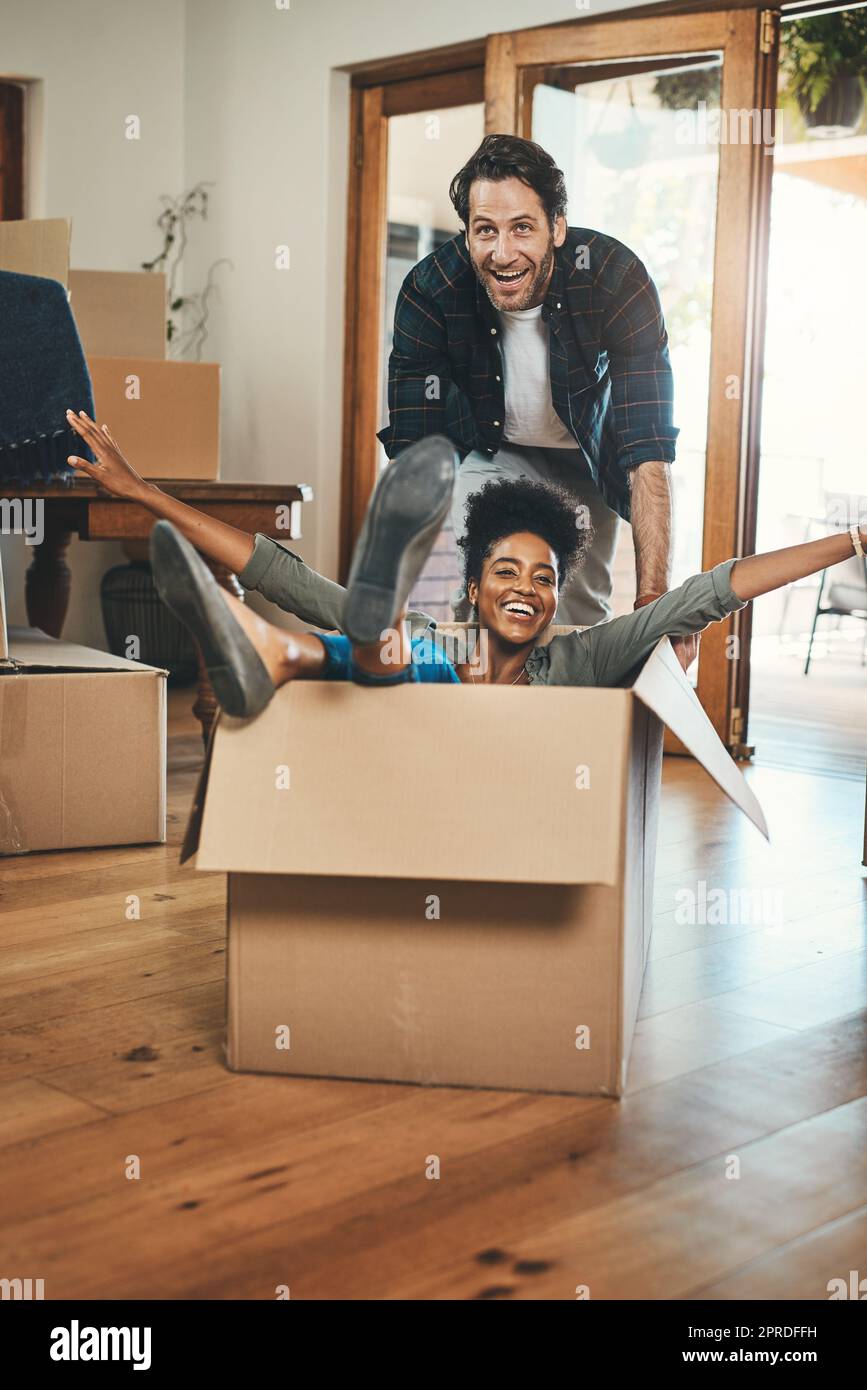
804 549 867 674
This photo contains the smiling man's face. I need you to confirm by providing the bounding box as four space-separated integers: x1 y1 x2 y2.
465 177 566 312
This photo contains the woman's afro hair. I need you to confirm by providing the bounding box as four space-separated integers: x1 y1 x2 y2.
457 477 589 591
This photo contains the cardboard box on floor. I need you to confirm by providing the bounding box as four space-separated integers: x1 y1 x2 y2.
181 635 768 1097
0 545 8 661
0 627 167 855
69 270 167 359
88 356 220 480
0 217 71 286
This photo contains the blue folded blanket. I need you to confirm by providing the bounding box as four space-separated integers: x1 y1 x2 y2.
0 269 95 486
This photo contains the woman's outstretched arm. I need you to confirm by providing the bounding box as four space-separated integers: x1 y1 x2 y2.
65 409 434 637
66 408 351 627
730 525 866 600
559 523 866 688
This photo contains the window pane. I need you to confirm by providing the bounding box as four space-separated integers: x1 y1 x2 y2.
531 58 722 617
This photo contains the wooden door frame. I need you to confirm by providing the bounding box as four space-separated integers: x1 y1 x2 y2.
339 67 484 579
733 9 780 755
341 10 779 749
485 8 777 745
0 82 26 221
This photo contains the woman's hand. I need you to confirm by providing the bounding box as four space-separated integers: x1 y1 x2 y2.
66 409 151 502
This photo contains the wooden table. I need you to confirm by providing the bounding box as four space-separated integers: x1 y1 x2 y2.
12 478 313 742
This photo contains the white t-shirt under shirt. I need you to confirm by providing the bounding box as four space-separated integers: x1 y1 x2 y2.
495 302 576 449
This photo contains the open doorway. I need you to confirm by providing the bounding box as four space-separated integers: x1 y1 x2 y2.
343 10 771 745
750 4 867 778
383 102 484 621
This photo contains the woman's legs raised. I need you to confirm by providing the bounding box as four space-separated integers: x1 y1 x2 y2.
350 611 411 680
218 587 412 687
216 587 327 686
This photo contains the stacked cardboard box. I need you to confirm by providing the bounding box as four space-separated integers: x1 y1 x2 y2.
0 627 167 855
0 546 166 856
0 217 72 285
0 224 172 854
0 218 221 480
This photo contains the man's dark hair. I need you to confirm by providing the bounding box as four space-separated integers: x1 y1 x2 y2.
458 477 588 591
449 134 568 230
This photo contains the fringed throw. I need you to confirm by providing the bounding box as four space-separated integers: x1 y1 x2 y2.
0 269 95 487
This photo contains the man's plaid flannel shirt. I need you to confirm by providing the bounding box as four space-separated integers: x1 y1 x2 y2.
377 225 679 524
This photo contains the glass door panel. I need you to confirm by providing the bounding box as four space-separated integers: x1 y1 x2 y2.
382 102 485 619
530 56 722 630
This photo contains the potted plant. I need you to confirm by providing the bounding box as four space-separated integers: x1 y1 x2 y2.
780 10 867 138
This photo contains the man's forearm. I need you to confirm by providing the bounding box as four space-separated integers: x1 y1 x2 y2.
629 460 673 599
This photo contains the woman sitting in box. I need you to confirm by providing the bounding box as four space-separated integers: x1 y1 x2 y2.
67 412 866 710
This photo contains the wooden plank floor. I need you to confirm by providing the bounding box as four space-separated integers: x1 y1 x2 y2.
0 687 864 1301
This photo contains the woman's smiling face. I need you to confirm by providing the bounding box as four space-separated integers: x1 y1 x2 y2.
468 531 559 645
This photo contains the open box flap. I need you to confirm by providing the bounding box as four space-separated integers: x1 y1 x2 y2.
4 626 168 676
180 709 220 866
632 637 769 839
187 682 633 886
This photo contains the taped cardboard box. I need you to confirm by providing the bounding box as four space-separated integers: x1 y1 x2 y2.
69 270 167 360
0 627 167 855
88 356 220 480
181 637 768 1097
0 217 71 286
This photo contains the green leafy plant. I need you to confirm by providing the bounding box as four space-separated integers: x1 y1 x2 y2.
141 183 232 359
780 10 867 114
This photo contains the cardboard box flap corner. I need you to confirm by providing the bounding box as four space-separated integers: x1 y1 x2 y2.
5 626 169 677
180 709 221 867
632 638 768 840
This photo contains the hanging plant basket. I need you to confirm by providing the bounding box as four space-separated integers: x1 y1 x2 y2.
589 123 652 170
588 81 652 170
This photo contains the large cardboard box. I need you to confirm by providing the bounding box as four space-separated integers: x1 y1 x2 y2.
0 217 71 286
181 637 768 1097
0 627 167 855
87 356 220 480
69 270 167 360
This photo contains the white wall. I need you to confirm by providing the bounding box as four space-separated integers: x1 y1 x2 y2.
1 0 186 647
3 0 640 647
